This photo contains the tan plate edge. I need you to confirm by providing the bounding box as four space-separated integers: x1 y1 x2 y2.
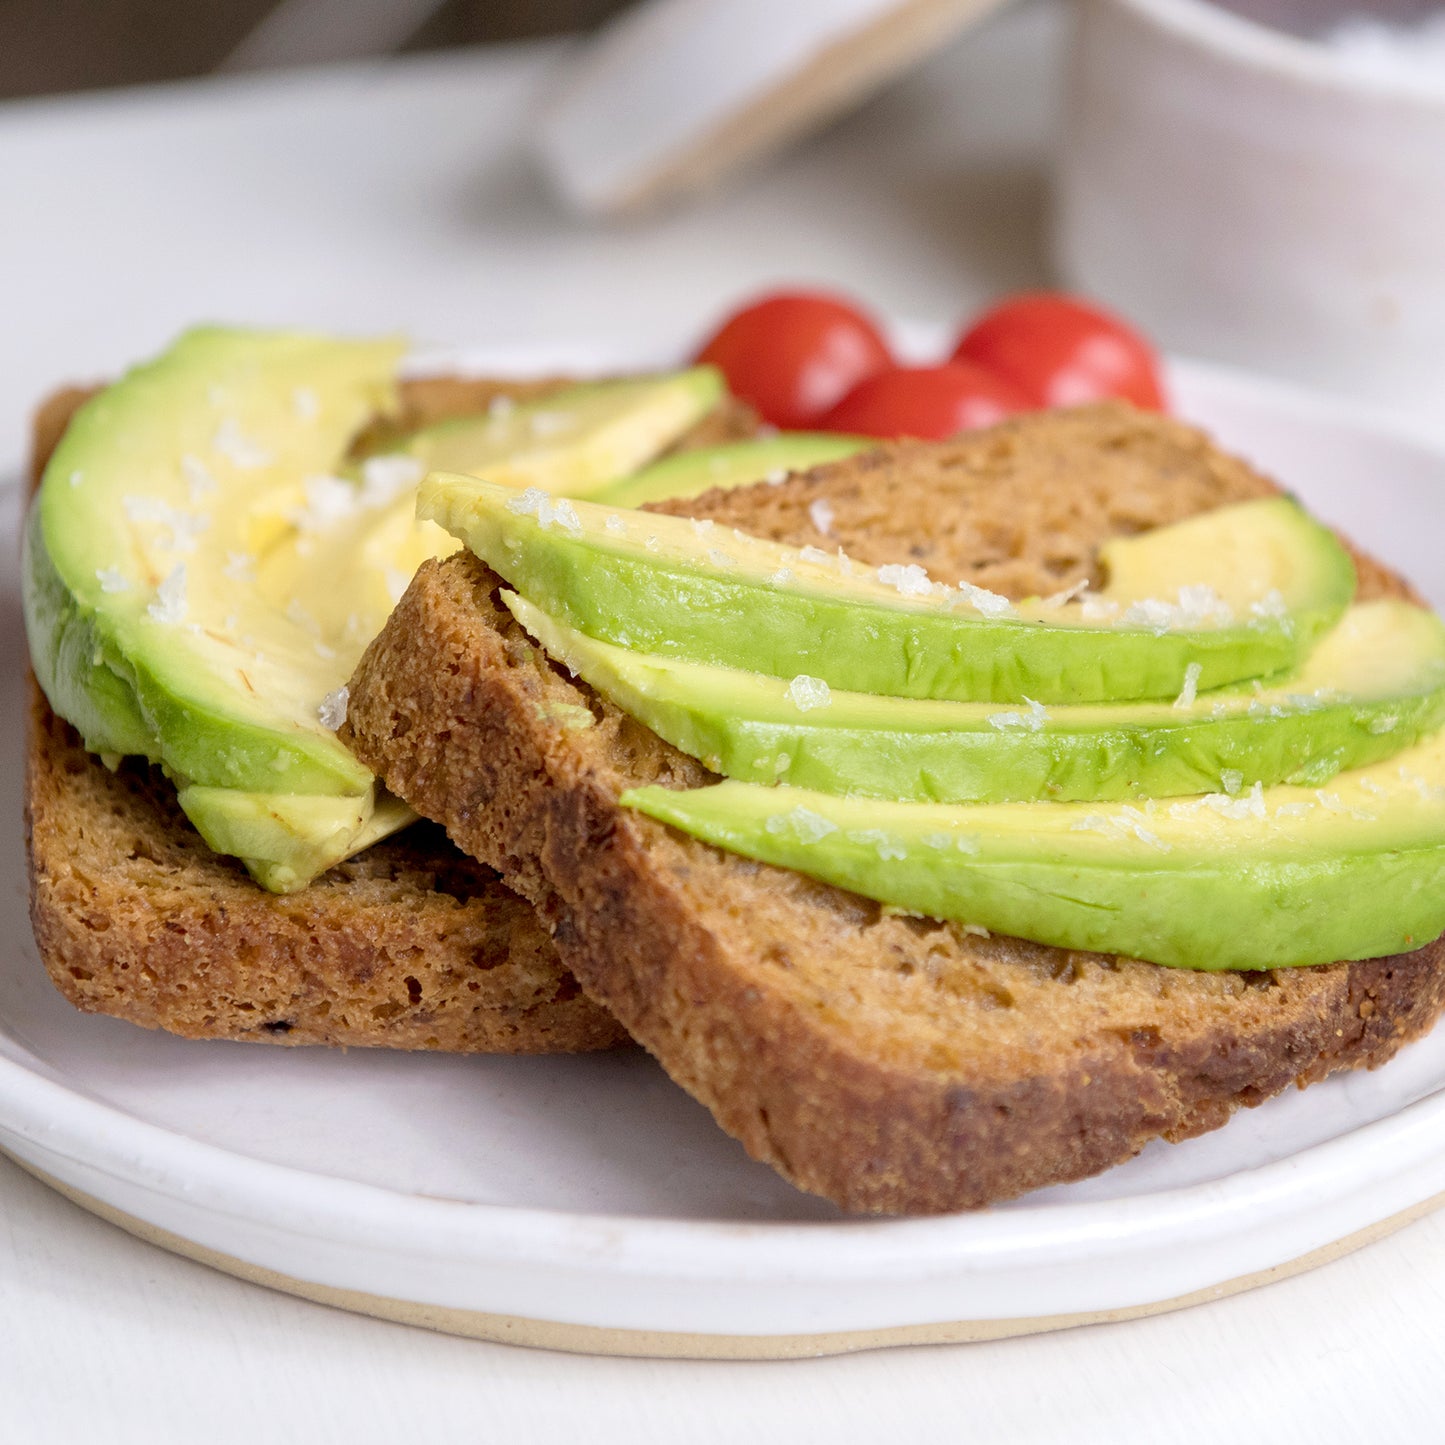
10 1148 1445 1360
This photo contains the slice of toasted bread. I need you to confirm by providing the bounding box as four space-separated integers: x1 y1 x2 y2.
345 402 1445 1209
23 373 755 1051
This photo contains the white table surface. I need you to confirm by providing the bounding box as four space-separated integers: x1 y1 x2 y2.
3 3 1443 1439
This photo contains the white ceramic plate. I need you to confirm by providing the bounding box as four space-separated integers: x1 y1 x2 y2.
4 348 1445 1358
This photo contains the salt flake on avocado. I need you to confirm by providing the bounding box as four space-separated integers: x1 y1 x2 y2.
147 565 187 624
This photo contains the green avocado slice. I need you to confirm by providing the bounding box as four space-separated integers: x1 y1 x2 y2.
507 594 1445 802
23 335 743 893
177 785 417 894
421 473 1355 704
620 727 1445 970
25 327 405 796
400 369 724 495
590 433 870 507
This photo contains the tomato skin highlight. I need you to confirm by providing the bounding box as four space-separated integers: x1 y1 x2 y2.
695 291 894 429
819 363 1031 440
952 292 1167 411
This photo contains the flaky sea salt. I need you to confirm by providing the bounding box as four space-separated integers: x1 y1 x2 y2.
1075 804 1170 849
955 579 1016 618
785 674 832 712
1080 595 1121 621
212 417 272 469
147 565 188 624
1072 812 1127 839
1250 589 1289 622
877 562 935 598
286 598 320 635
1124 598 1178 634
289 474 359 531
1042 578 1089 607
360 454 424 507
808 498 835 537
123 495 210 554
223 550 256 582
847 828 907 861
1124 585 1234 634
1177 584 1234 625
181 454 216 501
1173 662 1202 709
764 806 839 844
549 497 584 534
318 685 349 730
1203 781 1267 820
988 698 1049 732
506 486 582 534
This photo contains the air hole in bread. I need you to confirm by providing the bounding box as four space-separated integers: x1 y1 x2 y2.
549 974 581 1004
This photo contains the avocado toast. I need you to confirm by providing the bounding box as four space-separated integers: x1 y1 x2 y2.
23 359 754 1051
343 403 1445 1212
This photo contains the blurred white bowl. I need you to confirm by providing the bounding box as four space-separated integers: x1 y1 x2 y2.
1053 0 1445 415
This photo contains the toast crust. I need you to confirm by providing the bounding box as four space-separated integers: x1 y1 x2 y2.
345 404 1445 1208
22 371 755 1051
26 680 628 1050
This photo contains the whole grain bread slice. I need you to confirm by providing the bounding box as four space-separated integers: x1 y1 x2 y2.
344 402 1445 1209
23 374 755 1051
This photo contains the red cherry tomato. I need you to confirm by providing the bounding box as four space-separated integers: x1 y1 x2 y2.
695 291 893 429
818 363 1030 440
952 292 1167 411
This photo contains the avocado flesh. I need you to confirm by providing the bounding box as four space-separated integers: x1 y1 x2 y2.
422 475 1355 704
621 723 1445 970
590 433 869 507
508 595 1445 803
25 335 742 892
177 785 417 893
400 369 724 497
25 327 406 795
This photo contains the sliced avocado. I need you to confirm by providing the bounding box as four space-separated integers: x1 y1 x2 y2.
178 784 417 893
25 327 405 795
621 726 1445 970
421 474 1354 704
24 335 734 894
250 457 459 661
507 595 1445 802
400 369 724 496
590 433 869 508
